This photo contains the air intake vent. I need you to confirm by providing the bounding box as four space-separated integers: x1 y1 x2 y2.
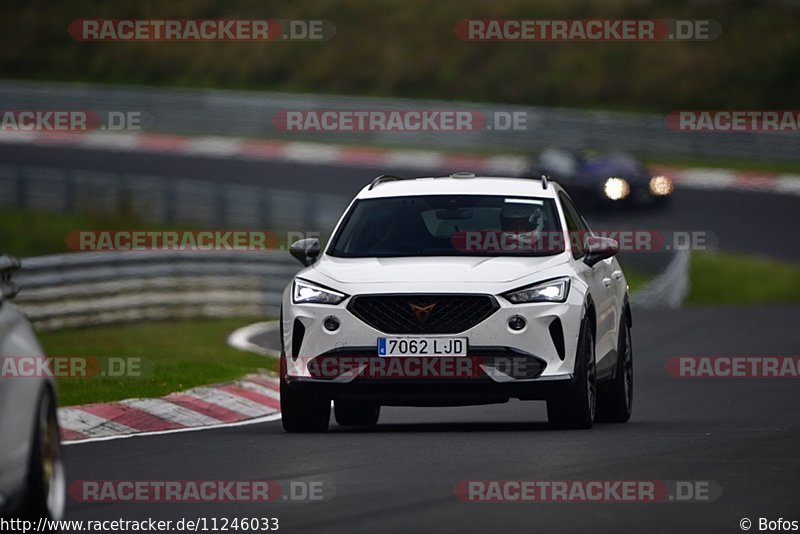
549 317 565 360
291 318 306 359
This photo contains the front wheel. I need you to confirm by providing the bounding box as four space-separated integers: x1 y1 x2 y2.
547 320 596 429
19 388 66 520
597 312 633 423
280 357 330 433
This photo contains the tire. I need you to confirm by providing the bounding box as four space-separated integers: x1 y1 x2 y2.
547 319 596 429
18 388 66 521
334 400 380 426
597 312 633 423
280 356 330 433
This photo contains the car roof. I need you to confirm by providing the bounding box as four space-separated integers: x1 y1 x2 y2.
355 175 561 200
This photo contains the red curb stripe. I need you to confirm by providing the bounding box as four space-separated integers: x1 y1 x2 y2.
238 139 289 159
79 402 185 432
440 154 493 172
60 427 88 441
243 375 280 392
165 393 248 423
218 384 280 411
339 147 391 166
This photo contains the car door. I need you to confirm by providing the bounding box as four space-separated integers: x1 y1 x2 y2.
558 192 617 369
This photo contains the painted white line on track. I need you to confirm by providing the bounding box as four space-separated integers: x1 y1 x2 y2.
227 321 280 357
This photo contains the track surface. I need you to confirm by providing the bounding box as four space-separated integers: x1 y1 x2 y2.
2 143 799 260
63 305 800 533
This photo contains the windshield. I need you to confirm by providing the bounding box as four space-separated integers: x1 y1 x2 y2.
328 195 565 258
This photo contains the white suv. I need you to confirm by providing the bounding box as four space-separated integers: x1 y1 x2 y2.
280 173 633 432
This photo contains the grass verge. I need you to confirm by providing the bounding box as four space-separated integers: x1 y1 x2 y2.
39 317 276 407
687 252 800 305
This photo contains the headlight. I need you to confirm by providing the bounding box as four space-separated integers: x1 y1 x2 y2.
603 177 630 200
292 278 348 305
649 175 673 196
502 277 571 304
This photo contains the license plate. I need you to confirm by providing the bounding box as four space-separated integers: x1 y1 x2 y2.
378 337 467 357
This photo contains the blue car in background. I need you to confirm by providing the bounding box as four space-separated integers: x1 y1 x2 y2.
534 148 674 210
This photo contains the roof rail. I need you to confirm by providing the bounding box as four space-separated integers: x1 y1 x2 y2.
541 173 550 189
367 174 403 190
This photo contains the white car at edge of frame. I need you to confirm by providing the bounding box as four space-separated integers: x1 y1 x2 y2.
0 255 66 520
279 173 633 432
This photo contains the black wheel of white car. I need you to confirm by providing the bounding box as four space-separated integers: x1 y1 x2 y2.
280 357 330 433
334 400 380 426
20 388 65 521
597 312 633 423
547 319 596 429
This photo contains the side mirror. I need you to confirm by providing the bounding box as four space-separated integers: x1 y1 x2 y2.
583 236 618 267
289 238 321 267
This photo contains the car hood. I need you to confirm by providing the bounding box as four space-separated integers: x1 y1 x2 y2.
311 254 569 285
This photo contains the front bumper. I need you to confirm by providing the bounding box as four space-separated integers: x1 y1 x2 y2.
283 372 574 406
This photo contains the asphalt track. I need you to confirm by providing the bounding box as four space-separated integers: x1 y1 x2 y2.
2 143 798 260
62 305 800 533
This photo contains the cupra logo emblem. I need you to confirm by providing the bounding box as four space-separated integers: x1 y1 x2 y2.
408 303 437 323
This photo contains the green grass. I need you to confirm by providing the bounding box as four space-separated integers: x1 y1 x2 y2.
0 210 186 258
0 209 317 258
687 251 800 305
39 318 276 406
622 270 650 294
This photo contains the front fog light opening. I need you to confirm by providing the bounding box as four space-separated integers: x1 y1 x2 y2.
323 316 340 332
508 315 527 331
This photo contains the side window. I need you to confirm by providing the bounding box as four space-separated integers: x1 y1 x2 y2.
558 192 586 259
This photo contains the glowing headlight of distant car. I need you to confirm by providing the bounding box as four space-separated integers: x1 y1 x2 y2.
292 278 348 305
649 175 674 196
503 277 571 304
603 177 630 200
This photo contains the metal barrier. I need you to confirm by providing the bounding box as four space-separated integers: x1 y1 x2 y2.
14 251 302 330
12 246 683 331
0 164 351 231
1 80 798 161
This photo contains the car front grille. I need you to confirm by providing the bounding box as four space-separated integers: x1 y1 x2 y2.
347 294 499 334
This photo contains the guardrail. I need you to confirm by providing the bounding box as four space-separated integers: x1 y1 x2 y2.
14 251 302 330
13 247 683 331
0 164 351 231
1 80 797 161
